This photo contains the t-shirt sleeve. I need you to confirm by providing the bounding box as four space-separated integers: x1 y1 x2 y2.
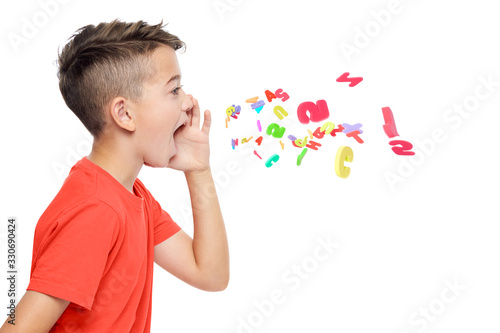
27 200 119 310
151 196 181 246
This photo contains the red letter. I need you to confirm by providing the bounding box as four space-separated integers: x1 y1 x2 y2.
313 127 325 139
346 130 364 144
265 90 277 102
389 140 415 155
382 107 399 138
330 124 345 137
305 140 322 150
297 100 330 124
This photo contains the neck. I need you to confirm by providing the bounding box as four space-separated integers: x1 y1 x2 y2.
87 136 142 194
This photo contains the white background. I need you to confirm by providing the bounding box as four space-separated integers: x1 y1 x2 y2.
1 0 499 332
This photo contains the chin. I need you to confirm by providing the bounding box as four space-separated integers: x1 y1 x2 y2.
144 157 169 168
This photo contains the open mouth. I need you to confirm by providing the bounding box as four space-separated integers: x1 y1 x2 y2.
174 120 188 134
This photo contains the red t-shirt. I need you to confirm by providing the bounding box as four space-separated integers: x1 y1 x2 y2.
27 156 181 332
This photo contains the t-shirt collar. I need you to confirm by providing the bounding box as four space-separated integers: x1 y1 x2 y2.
80 156 144 206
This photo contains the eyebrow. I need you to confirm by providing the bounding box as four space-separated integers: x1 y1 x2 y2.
165 75 181 86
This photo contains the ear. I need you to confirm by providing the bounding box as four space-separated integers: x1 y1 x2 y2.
108 97 136 132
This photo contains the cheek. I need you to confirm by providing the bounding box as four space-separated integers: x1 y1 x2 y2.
136 99 179 141
146 113 177 147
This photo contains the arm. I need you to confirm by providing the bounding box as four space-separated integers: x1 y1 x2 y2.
0 291 69 333
155 168 229 291
154 94 229 291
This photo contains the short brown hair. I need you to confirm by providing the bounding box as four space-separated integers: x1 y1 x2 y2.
57 19 185 139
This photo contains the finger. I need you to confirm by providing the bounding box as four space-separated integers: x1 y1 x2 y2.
191 96 201 129
185 108 193 126
201 109 211 135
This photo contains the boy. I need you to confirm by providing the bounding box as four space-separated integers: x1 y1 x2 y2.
1 19 229 332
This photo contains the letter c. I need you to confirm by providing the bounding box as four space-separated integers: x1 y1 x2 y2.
335 146 354 178
265 154 280 168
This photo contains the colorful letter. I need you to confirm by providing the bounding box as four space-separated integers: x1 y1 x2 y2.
335 146 354 178
389 140 415 155
297 100 330 124
305 140 322 150
320 122 335 135
265 90 277 102
382 107 399 138
226 106 235 116
297 148 307 166
266 123 286 138
265 154 280 167
275 89 290 102
273 105 288 120
294 136 309 147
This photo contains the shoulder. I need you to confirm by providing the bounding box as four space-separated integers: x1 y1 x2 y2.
37 167 122 233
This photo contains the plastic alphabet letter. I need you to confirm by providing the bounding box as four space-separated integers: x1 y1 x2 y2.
251 100 265 110
336 72 363 87
330 124 345 137
382 107 399 138
265 154 280 167
342 123 363 134
297 148 307 166
305 140 322 150
246 96 259 103
389 140 415 155
335 146 354 178
275 89 290 102
346 130 364 143
313 127 325 139
294 136 309 147
320 122 335 135
226 106 235 117
266 123 286 138
273 105 289 120
265 90 277 102
255 136 263 146
297 102 316 124
296 100 330 124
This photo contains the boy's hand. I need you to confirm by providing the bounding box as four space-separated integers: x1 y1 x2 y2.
167 95 211 173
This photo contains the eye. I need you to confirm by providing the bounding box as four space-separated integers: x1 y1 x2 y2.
172 85 184 95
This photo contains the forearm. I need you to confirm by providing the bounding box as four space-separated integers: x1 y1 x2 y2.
185 168 229 290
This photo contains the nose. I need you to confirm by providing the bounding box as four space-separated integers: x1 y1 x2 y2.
181 94 193 113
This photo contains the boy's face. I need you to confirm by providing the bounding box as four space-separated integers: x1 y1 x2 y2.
130 45 192 167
